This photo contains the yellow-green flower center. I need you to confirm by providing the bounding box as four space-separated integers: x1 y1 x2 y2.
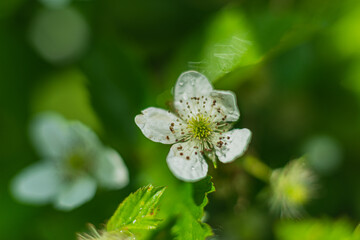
285 183 308 205
68 153 86 171
188 114 212 140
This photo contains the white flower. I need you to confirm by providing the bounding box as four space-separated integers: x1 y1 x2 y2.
270 158 317 218
135 71 252 182
11 112 129 210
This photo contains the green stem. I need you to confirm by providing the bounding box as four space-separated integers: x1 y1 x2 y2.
242 155 272 183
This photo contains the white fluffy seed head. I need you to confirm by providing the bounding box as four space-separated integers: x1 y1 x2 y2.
269 158 317 218
77 225 135 240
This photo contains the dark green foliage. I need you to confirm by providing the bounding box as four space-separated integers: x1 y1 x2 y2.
1 0 360 239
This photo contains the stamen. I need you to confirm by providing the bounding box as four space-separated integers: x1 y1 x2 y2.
187 114 212 140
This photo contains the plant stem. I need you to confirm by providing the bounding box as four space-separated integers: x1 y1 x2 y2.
242 155 272 183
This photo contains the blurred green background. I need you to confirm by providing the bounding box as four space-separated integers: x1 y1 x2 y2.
1 0 360 239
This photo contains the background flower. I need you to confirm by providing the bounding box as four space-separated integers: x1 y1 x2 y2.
11 112 129 210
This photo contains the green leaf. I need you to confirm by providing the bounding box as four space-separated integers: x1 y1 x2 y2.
172 211 212 240
30 69 102 132
200 8 262 83
169 8 262 83
331 4 360 58
276 218 358 240
106 185 166 233
192 176 215 208
81 37 147 144
354 223 360 239
171 176 215 240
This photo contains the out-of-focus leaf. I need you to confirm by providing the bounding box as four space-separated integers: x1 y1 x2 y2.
354 224 360 239
81 37 147 143
344 59 360 99
276 218 358 240
166 7 264 89
107 185 166 233
168 8 262 84
331 3 360 58
31 69 102 132
198 8 262 82
0 0 24 19
171 176 215 240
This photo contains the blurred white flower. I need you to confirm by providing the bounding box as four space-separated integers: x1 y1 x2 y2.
303 136 342 175
39 0 71 9
135 71 251 182
11 112 129 210
29 7 89 64
269 158 317 218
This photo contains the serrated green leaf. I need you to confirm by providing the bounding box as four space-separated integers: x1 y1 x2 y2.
171 176 215 240
106 185 166 233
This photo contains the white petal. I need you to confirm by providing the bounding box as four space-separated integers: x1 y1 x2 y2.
94 148 129 189
135 107 183 144
11 162 62 204
214 128 252 163
166 140 208 182
68 121 102 152
30 113 72 158
174 71 213 102
210 90 240 122
54 175 96 211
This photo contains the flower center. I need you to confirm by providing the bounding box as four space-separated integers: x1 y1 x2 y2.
67 153 86 171
188 114 213 140
285 183 308 204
